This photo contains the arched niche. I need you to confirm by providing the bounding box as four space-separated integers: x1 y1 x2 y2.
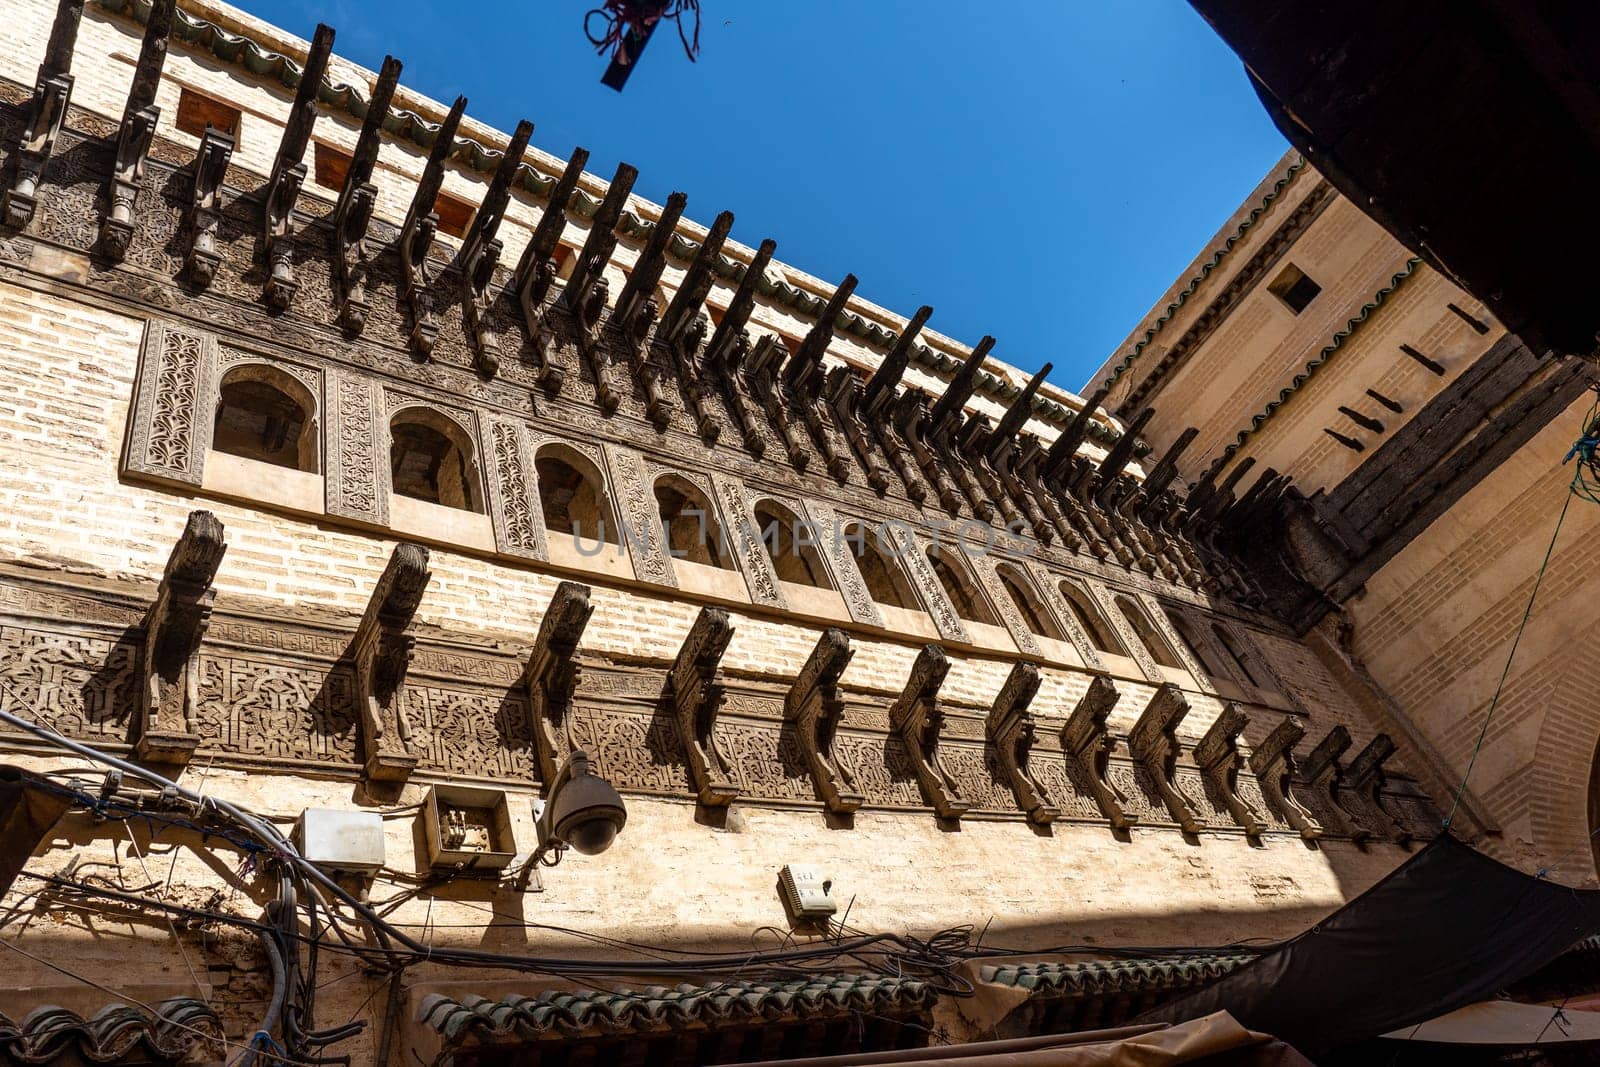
388 406 483 513
536 443 619 546
212 363 318 472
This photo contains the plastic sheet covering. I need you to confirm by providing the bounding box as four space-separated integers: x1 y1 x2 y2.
1140 833 1600 1055
0 765 71 895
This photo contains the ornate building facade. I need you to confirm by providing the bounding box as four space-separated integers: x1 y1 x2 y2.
0 0 1560 1063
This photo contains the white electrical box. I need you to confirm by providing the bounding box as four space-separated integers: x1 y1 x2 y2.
779 864 837 919
293 809 385 873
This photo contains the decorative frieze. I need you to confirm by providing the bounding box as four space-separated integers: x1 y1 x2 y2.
325 368 389 525
482 415 546 560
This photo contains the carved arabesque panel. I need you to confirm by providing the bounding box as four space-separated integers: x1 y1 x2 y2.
961 549 1042 656
1027 559 1105 670
604 443 675 588
325 368 389 524
802 498 883 627
1136 591 1215 695
710 474 785 609
123 318 218 487
482 414 547 560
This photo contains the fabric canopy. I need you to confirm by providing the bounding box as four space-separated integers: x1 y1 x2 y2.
1140 833 1600 1055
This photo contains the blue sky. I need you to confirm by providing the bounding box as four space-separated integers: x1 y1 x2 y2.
237 0 1287 392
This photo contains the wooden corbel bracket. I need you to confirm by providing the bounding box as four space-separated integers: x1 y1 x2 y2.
521 581 593 789
668 607 739 806
1300 725 1372 842
1128 683 1204 833
1194 702 1268 836
260 24 333 310
985 663 1059 825
783 628 863 814
1059 675 1137 831
350 543 430 785
330 56 401 335
888 644 969 820
98 0 174 259
399 95 467 356
458 118 533 377
135 510 226 768
3 0 82 229
1247 716 1323 840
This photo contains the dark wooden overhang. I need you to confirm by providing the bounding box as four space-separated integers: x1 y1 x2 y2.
1188 0 1600 357
417 975 939 1067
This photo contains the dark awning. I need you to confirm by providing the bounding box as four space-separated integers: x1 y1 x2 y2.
1140 832 1600 1056
1187 0 1600 357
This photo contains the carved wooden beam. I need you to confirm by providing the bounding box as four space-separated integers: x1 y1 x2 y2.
1193 703 1268 835
183 128 233 288
888 645 969 820
783 274 857 396
331 55 401 335
513 145 588 392
1043 386 1107 485
1091 407 1154 505
2 0 81 228
668 607 739 806
1059 676 1136 830
862 305 933 420
456 118 532 377
984 362 1051 465
658 209 734 347
98 0 174 259
703 238 777 370
613 190 686 337
399 94 467 356
135 511 225 767
564 162 638 411
783 628 863 814
928 336 994 444
1247 716 1322 840
1299 725 1371 841
985 663 1058 825
521 581 593 789
1347 734 1413 843
1128 683 1203 833
260 23 333 310
1139 427 1199 509
351 543 429 785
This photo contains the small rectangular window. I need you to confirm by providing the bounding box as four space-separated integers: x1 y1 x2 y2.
1268 263 1321 314
175 87 241 141
432 191 475 238
312 142 351 192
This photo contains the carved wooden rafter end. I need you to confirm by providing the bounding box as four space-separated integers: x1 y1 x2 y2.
1248 716 1323 840
1060 675 1136 831
1128 683 1204 834
888 644 969 820
1194 702 1268 836
986 662 1059 825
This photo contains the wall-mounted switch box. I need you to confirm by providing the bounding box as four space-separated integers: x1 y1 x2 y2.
293 809 384 873
422 784 517 871
779 863 837 919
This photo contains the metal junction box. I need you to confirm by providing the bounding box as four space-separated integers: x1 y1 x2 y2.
422 784 517 872
779 863 837 919
293 808 385 873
